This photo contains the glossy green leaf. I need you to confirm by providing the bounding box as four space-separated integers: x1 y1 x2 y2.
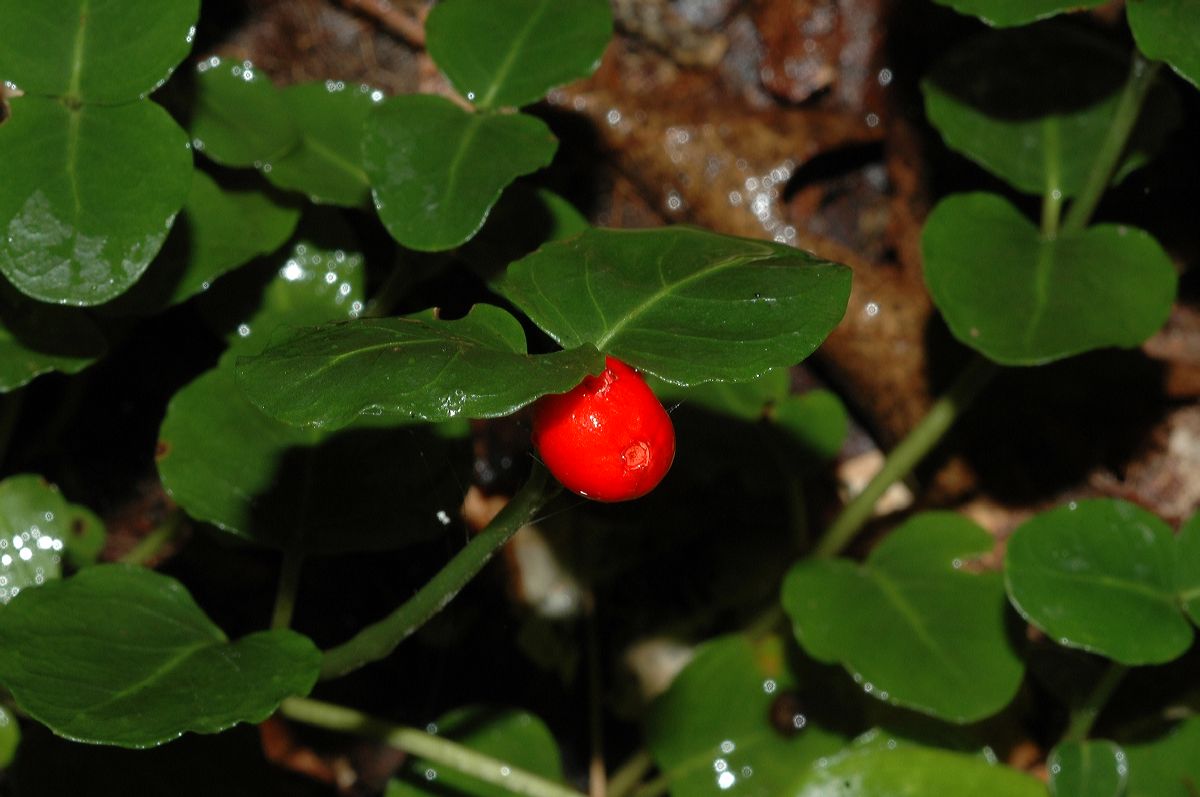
362 94 557 251
158 356 469 552
189 58 299 168
923 26 1178 196
0 705 17 769
1124 716 1200 797
109 170 300 313
387 707 564 797
930 0 1106 26
0 96 192 305
263 81 382 207
782 512 1023 722
0 287 104 391
797 735 1046 796
646 634 848 797
425 0 612 109
1176 513 1200 627
0 0 199 103
1005 499 1193 665
1049 740 1128 797
922 193 1176 366
1128 0 1200 89
236 303 605 430
494 227 851 385
0 475 106 603
0 564 319 747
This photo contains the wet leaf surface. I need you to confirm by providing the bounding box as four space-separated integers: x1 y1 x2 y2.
1048 740 1127 797
189 58 299 168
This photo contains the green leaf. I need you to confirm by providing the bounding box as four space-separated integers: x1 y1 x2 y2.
362 94 557 251
1124 716 1200 797
0 475 106 603
797 735 1047 796
493 227 851 385
782 512 1024 723
772 390 848 462
930 0 1106 26
649 368 791 422
646 634 848 797
107 170 300 314
386 707 564 796
922 26 1179 196
1005 499 1193 665
0 564 319 747
263 80 382 207
1049 740 1128 797
922 193 1177 366
0 0 199 103
189 58 299 168
0 96 192 306
425 0 612 109
236 304 605 430
1176 513 1200 627
0 705 17 769
0 287 105 391
1128 0 1200 89
158 358 470 552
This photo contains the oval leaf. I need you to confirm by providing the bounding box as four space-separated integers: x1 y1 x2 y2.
0 564 319 747
236 304 604 430
923 26 1179 197
1049 740 1128 797
0 0 199 103
425 0 612 109
922 192 1177 366
0 96 192 306
1005 499 1193 665
189 58 299 168
782 512 1024 723
0 288 104 391
493 227 851 385
1128 0 1200 89
263 81 382 207
362 94 558 251
1124 716 1200 797
646 634 848 797
930 0 1106 26
387 707 564 797
1176 512 1200 627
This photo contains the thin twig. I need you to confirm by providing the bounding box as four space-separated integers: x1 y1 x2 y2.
339 0 426 48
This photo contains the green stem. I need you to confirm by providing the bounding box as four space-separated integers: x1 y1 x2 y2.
1064 663 1127 743
1062 55 1160 234
279 697 586 797
271 547 305 630
320 461 556 679
607 751 654 797
813 355 998 559
1041 118 1063 239
118 511 183 566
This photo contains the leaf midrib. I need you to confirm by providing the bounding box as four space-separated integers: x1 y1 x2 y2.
477 0 552 108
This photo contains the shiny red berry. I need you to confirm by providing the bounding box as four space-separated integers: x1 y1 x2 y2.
531 356 675 502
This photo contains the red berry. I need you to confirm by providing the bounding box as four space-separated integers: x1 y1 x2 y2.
532 356 675 502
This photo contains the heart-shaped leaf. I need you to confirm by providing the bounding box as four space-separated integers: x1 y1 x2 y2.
646 633 849 797
0 287 105 391
1124 716 1200 797
923 26 1179 197
1128 0 1200 89
0 564 319 747
1005 499 1193 665
1048 740 1128 797
0 0 199 103
386 707 564 797
263 81 382 207
930 0 1106 26
189 58 299 168
425 0 612 109
782 512 1023 723
0 96 192 305
237 304 605 430
493 227 851 385
922 192 1176 366
1176 512 1200 627
362 94 557 251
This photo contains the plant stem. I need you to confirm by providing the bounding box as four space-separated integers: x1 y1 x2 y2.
279 697 586 797
320 461 555 679
271 547 305 630
118 511 184 566
812 355 998 559
1064 662 1128 743
1062 55 1160 234
1041 118 1063 239
607 750 654 797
